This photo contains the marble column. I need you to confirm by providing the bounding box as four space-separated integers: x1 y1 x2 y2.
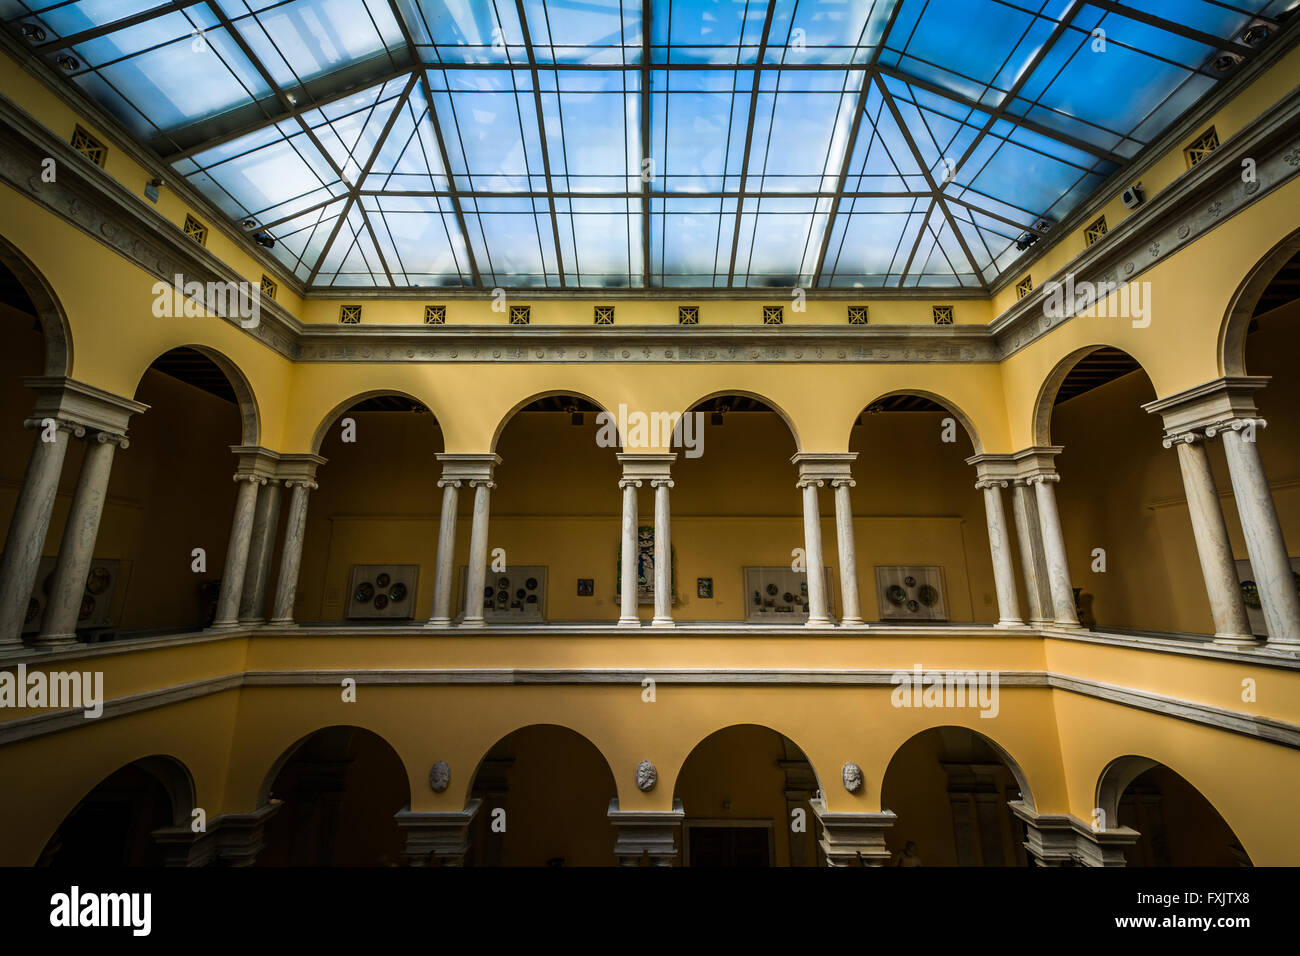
651 478 674 626
798 478 832 627
978 478 1023 627
1010 481 1053 626
1029 474 1080 627
1167 434 1254 644
1212 418 1300 646
618 478 641 626
0 417 80 646
212 474 264 629
36 430 125 645
832 478 863 626
429 478 461 625
239 479 282 625
461 478 493 627
269 479 315 626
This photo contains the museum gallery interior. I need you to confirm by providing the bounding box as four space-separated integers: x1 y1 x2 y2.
0 0 1298 870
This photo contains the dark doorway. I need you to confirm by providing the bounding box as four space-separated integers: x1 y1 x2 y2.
688 826 770 867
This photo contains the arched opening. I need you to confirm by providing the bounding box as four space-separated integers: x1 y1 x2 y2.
298 392 443 622
484 392 620 622
1038 346 1193 632
673 393 802 622
849 392 989 623
1234 247 1300 636
39 756 194 867
1096 756 1250 866
673 724 819 867
466 724 617 867
881 726 1032 867
0 234 72 377
258 726 409 866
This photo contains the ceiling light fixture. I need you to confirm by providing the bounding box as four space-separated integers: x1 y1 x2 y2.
20 23 46 42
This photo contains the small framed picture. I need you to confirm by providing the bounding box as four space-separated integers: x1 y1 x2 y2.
697 577 713 599
576 578 594 596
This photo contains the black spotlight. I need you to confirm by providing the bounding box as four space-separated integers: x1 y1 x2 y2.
242 218 257 229
1238 24 1270 46
1014 232 1040 252
55 53 79 72
253 232 275 248
20 23 47 43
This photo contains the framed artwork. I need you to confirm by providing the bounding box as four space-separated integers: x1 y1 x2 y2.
874 566 947 622
697 577 713 599
742 566 834 622
457 564 547 621
577 578 594 596
346 564 419 620
24 557 123 634
616 525 676 605
1234 557 1300 637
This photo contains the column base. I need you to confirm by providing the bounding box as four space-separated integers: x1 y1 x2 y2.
617 618 641 627
1212 633 1261 646
0 637 28 650
459 618 486 629
840 617 864 626
1265 637 1300 649
426 617 452 626
238 617 267 627
804 617 835 628
651 617 674 628
32 633 77 646
995 619 1025 628
208 621 243 631
266 618 297 628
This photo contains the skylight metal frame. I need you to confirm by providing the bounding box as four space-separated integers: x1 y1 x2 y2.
3 0 1292 293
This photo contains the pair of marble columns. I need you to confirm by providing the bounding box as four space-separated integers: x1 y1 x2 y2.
0 378 147 648
210 447 324 629
968 449 1080 630
1147 377 1299 648
429 454 499 626
792 453 858 627
616 453 676 626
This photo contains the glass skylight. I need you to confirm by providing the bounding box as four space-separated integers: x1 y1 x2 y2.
4 0 1290 290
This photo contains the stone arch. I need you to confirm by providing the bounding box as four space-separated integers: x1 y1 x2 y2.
853 388 983 454
488 389 620 452
257 724 411 809
39 754 196 864
309 388 439 456
1031 344 1151 447
136 344 261 446
883 725 1036 812
1219 225 1300 377
0 231 73 377
682 388 801 451
668 722 824 798
467 721 617 795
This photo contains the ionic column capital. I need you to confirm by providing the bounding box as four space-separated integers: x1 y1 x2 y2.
618 478 643 489
1025 473 1060 486
468 478 496 490
796 477 825 489
282 478 318 491
233 473 267 485
436 478 463 489
94 430 130 449
1161 428 1205 448
1204 417 1267 439
830 477 856 489
650 478 674 489
23 415 86 438
975 478 1008 490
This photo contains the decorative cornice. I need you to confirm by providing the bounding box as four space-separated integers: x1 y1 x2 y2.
791 451 858 483
21 376 148 435
1144 375 1271 441
435 452 500 483
0 93 302 359
293 324 1000 364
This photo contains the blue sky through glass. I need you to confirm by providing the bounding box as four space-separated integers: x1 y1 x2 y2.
3 0 1287 289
